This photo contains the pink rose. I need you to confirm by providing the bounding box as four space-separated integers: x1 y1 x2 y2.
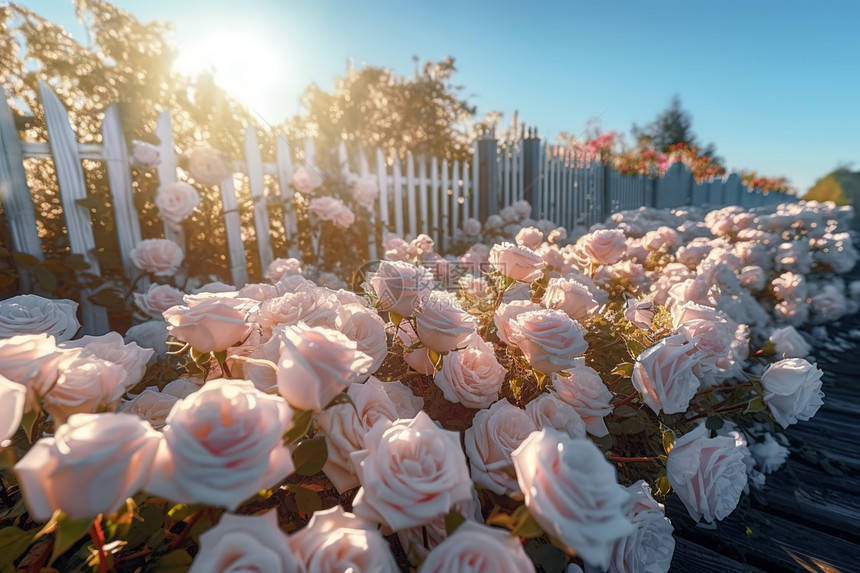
60 331 153 393
543 277 600 322
1 375 25 446
130 140 160 167
154 181 200 226
133 283 185 320
434 335 505 409
146 378 295 509
371 260 434 317
632 333 701 414
288 506 399 572
464 399 538 495
308 196 355 229
164 293 254 353
462 217 482 236
188 510 301 573
512 429 635 569
760 358 824 428
119 387 179 431
265 257 302 282
256 290 337 338
625 298 655 330
507 309 588 373
275 324 373 412
0 295 79 341
525 393 587 439
512 200 532 219
609 480 675 573
493 300 542 346
15 413 160 520
186 146 230 186
351 411 474 531
397 321 435 375
578 229 627 265
42 350 127 423
552 360 613 437
666 423 748 523
420 522 536 573
771 272 807 301
515 226 544 249
350 174 379 209
130 239 184 276
291 165 323 194
414 294 477 353
489 242 546 283
335 304 388 374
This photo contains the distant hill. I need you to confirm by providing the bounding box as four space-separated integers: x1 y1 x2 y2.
804 169 860 205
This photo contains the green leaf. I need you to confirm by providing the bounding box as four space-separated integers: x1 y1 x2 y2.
20 409 42 443
293 436 328 476
11 252 39 269
49 514 92 565
705 415 724 431
167 504 204 522
656 475 672 496
511 510 544 539
153 549 193 573
62 254 90 271
323 392 355 411
122 502 166 551
444 511 465 535
745 397 766 414
0 526 35 569
32 267 58 292
282 409 313 446
662 429 676 454
625 338 647 360
618 416 646 435
88 288 125 309
286 485 322 515
524 539 568 573
611 362 634 378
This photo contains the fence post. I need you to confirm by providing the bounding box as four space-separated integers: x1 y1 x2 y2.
477 129 498 220
521 128 541 213
601 163 612 223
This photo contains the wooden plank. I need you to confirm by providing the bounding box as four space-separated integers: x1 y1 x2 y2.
502 144 511 207
462 160 471 228
375 148 389 236
244 128 274 274
441 158 450 251
418 156 429 236
101 103 143 281
275 137 297 244
471 141 479 220
406 152 417 237
38 82 109 334
392 155 404 238
451 159 460 236
219 175 248 286
358 147 377 260
670 537 768 573
154 109 185 248
430 156 440 247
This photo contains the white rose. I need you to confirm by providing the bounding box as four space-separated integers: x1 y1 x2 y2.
525 392 587 439
512 429 635 569
489 242 546 283
415 294 477 353
133 283 185 320
119 387 179 431
265 257 302 282
552 359 613 437
0 334 69 411
60 331 153 392
125 320 169 360
275 323 373 412
0 295 79 341
666 423 748 523
291 165 323 194
760 358 824 428
256 290 338 337
768 326 811 358
335 304 388 374
542 277 600 322
288 506 399 572
161 376 204 399
351 174 379 209
155 181 200 226
371 260 435 317
1 375 25 446
146 378 295 510
419 521 536 573
164 293 255 353
186 146 230 186
507 309 588 373
608 480 675 573
625 299 655 330
130 239 184 276
188 510 302 573
464 399 537 496
351 411 474 531
632 333 702 414
130 140 160 167
42 350 127 424
14 413 161 520
462 218 482 236
434 335 505 409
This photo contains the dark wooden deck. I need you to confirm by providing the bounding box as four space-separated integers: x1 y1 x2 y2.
668 308 860 573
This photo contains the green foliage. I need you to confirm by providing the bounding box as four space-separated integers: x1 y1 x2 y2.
631 95 721 164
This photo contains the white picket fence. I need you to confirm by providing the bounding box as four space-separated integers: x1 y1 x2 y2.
0 84 792 334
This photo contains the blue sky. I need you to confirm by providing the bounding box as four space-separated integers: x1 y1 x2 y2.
14 0 860 194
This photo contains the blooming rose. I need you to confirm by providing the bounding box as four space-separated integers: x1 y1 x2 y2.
415 294 477 353
771 272 807 301
161 376 204 399
1 375 25 446
769 326 811 358
130 239 184 276
133 283 185 320
186 146 230 186
462 217 482 236
291 165 323 194
489 242 545 283
154 181 200 226
525 393 587 439
275 323 373 412
542 277 601 322
256 290 338 337
419 521 535 573
552 359 613 437
41 350 127 423
625 298 655 330
61 332 153 392
308 196 355 229
608 481 675 573
464 399 537 495
666 423 748 523
193 281 237 294
507 309 588 373
493 300 541 346
515 226 544 250
434 335 505 409
164 294 254 353
335 304 388 374
119 387 179 431
350 174 379 209
760 358 824 428
266 257 302 282
130 140 160 167
188 510 302 573
371 260 434 317
512 429 635 569
125 320 169 360
288 506 399 572
578 229 627 265
351 411 474 531
146 378 295 509
317 377 422 492
632 333 701 414
15 413 161 520
0 295 79 341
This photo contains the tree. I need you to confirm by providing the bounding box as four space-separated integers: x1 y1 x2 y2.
631 95 721 165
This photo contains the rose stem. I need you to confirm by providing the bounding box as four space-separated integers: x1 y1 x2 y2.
607 456 658 464
89 518 108 573
613 392 638 408
26 539 53 573
168 509 205 551
695 382 753 396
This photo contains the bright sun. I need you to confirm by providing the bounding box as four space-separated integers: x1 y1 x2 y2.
173 29 287 118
